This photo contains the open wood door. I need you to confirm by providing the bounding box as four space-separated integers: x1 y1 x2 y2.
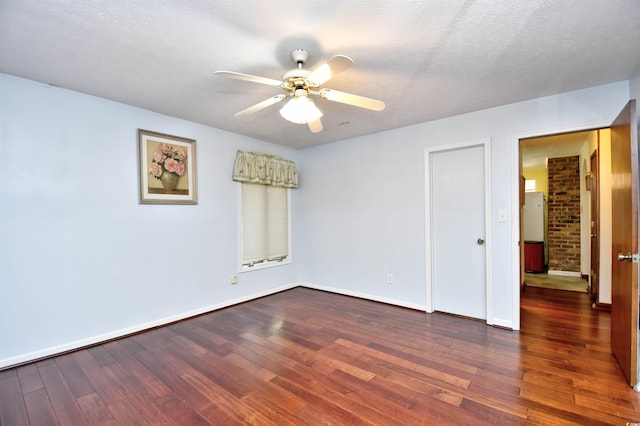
610 99 639 388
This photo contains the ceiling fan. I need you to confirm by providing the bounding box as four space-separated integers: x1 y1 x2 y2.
215 49 385 133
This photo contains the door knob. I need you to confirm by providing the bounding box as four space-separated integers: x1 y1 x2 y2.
617 253 638 262
477 238 485 245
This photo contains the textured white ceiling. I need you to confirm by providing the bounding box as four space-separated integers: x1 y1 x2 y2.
1 1 639 149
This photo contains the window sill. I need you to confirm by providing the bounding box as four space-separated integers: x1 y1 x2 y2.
240 258 292 273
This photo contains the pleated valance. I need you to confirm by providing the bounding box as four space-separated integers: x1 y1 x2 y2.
232 150 298 188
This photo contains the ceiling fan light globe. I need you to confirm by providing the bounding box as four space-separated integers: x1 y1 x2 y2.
279 96 323 124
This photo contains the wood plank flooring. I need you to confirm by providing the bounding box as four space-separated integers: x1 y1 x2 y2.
2 286 639 425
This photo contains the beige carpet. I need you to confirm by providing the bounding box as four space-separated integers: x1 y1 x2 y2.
524 273 589 293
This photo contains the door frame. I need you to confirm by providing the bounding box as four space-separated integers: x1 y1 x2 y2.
424 138 493 323
590 149 600 305
511 120 611 330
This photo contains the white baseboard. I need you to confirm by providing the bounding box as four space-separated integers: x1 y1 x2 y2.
547 270 582 277
0 283 299 370
491 318 516 330
299 283 517 329
299 282 427 312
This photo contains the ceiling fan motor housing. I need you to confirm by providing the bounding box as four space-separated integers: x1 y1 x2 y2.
282 69 313 93
280 49 318 93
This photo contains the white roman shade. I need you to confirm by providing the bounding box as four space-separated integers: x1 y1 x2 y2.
240 183 288 266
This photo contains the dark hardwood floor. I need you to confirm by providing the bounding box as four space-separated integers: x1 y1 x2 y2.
2 286 639 425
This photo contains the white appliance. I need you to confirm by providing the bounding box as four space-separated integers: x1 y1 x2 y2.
524 192 545 242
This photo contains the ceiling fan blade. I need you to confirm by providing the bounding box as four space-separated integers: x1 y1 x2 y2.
215 71 283 87
320 89 386 111
307 118 323 133
234 95 288 117
306 55 353 85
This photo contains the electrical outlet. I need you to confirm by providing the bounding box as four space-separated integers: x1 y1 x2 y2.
387 274 393 284
230 275 238 285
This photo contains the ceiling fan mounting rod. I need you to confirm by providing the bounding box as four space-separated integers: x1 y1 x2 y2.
291 49 309 68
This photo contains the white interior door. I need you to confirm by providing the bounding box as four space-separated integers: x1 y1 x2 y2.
429 144 487 319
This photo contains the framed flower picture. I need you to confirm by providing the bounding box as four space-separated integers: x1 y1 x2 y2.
138 129 198 204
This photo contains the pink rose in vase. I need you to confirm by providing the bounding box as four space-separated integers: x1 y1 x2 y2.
148 162 163 178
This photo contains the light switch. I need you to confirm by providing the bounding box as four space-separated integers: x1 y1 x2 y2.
498 210 507 222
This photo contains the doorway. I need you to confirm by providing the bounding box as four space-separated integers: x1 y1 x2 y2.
515 102 638 388
519 130 603 296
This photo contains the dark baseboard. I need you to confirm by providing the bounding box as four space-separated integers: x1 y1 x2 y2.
592 301 611 312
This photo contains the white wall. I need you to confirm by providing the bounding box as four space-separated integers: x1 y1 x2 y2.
630 73 640 107
598 129 613 304
296 81 630 328
0 74 300 368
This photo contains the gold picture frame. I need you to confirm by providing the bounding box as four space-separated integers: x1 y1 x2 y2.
138 129 197 204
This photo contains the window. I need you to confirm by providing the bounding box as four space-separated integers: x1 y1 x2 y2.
525 179 536 192
231 150 297 271
239 182 290 269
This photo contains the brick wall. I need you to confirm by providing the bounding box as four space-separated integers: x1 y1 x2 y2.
547 156 581 272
